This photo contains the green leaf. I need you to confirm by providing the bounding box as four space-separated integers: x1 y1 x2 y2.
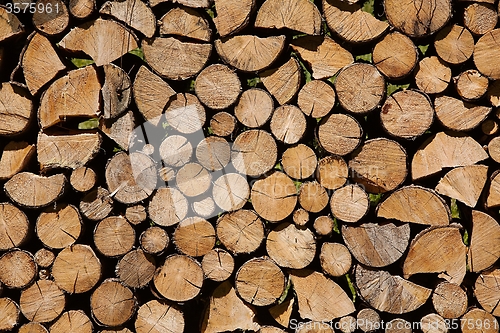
206 127 214 135
323 21 332 37
187 79 196 92
327 73 338 84
332 217 340 234
361 0 375 16
113 146 124 153
369 193 383 207
206 8 215 18
345 273 356 303
386 82 410 96
77 118 99 129
418 44 429 56
292 33 308 40
247 77 261 87
451 198 461 219
463 229 469 246
129 47 144 60
355 53 372 63
274 162 282 171
70 58 94 68
293 54 312 83
278 278 292 305
293 180 302 193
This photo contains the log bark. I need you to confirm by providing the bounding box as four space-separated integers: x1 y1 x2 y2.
0 202 29 251
173 217 215 257
195 64 241 110
59 18 138 66
330 184 369 223
255 0 322 35
201 248 234 282
434 95 491 131
317 113 362 156
215 35 285 72
323 0 389 42
384 0 451 37
235 257 285 306
376 185 451 226
373 32 417 79
142 37 211 80
355 265 432 314
415 56 452 94
290 269 355 321
335 63 385 114
432 282 467 319
210 112 236 136
52 244 102 293
342 222 410 267
135 300 184 333
435 164 488 207
266 222 316 269
90 279 136 327
411 132 488 180
320 242 352 277
36 204 81 249
216 209 264 254
381 89 434 139
231 129 277 177
291 36 353 79
140 226 169 255
403 225 467 284
93 216 135 257
234 88 274 128
270 105 306 144
4 172 66 208
468 210 500 272
297 80 336 118
100 0 155 38
251 171 297 222
349 138 407 193
19 279 65 323
153 254 204 302
261 58 301 105
37 132 102 170
116 249 156 289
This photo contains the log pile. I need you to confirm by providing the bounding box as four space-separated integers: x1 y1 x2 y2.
1 0 500 332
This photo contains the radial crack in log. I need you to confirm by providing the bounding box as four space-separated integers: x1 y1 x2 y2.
100 0 156 38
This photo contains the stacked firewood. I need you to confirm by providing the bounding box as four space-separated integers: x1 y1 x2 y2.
0 0 500 332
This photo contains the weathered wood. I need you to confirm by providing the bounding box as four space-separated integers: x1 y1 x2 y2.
0 297 19 331
266 222 316 269
37 132 102 170
196 136 230 171
19 322 49 333
52 244 102 293
455 69 489 101
291 36 353 79
373 32 417 79
316 156 348 190
100 0 155 38
0 203 29 251
135 300 184 333
460 308 499 333
435 25 474 64
342 222 410 267
140 226 169 255
153 254 204 302
381 89 434 139
282 144 317 180
159 7 210 42
201 248 234 282
435 165 488 207
357 308 380 333
293 208 309 227
50 310 93 333
0 141 34 180
148 187 188 226
70 166 97 192
216 209 264 254
4 172 66 208
468 210 500 272
36 204 81 249
90 279 136 327
101 63 131 119
212 173 249 212
235 257 285 306
125 204 146 225
142 37 211 80
195 64 241 110
215 35 285 72
116 249 155 289
290 269 355 321
173 217 215 257
432 282 467 319
377 185 451 226
297 80 336 118
19 280 65 323
34 248 55 268
464 3 497 35
176 162 211 197
415 56 452 94
0 83 32 136
487 171 500 208
482 119 498 136
474 29 500 79
403 225 467 284
434 95 491 131
411 132 488 180
213 0 254 37
474 268 500 316
269 297 294 329
69 0 94 18
32 0 69 35
94 216 135 257
165 93 206 134
420 314 448 333
299 181 329 213
317 113 362 156
99 110 136 150
335 63 385 114
330 184 369 223
210 112 236 136
201 281 260 333
384 0 451 37
355 265 432 314
270 105 306 144
320 242 352 277
255 0 322 35
79 187 113 221
0 7 24 42
234 88 274 128
313 215 334 236
261 58 301 105
231 129 277 177
323 0 389 42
